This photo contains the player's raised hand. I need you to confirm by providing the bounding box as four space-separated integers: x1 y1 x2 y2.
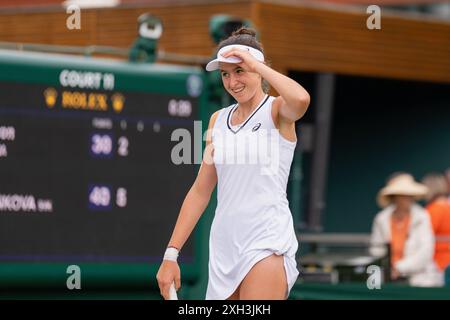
221 48 262 73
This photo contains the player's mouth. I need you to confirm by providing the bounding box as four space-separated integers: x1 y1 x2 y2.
231 87 245 94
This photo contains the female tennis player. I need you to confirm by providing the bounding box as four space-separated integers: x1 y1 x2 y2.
157 27 310 300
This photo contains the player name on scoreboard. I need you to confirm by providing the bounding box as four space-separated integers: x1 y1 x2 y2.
0 194 53 213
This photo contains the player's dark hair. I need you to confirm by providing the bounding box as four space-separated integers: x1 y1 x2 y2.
217 27 263 53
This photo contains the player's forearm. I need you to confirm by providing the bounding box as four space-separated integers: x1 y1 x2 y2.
167 184 211 251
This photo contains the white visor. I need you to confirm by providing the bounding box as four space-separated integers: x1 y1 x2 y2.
205 44 265 72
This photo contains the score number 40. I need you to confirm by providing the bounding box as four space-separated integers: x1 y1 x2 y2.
91 134 128 157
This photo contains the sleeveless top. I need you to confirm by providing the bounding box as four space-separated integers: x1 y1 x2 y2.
206 94 300 300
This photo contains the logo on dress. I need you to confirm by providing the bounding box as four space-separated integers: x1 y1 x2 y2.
252 123 261 132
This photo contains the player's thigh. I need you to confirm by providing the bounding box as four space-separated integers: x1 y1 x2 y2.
239 254 288 300
226 284 241 300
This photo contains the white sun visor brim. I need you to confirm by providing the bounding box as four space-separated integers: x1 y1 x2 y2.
205 44 265 72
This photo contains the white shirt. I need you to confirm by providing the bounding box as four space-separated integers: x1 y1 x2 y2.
206 95 300 299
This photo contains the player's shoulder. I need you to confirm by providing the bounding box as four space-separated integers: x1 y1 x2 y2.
208 103 237 127
209 110 220 127
208 109 223 129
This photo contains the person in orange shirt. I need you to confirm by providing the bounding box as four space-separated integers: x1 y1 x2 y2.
369 173 440 286
422 173 450 274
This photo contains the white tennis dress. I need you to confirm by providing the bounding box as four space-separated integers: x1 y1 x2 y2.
206 94 299 300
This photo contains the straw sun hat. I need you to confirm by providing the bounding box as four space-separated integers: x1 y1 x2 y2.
377 173 429 208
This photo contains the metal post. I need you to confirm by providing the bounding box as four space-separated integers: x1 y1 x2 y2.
308 73 335 231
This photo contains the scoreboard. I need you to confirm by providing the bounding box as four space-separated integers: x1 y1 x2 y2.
0 49 208 288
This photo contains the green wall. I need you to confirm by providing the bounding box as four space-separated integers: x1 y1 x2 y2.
324 76 450 232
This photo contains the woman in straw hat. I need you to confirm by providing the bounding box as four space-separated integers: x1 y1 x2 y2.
369 173 442 287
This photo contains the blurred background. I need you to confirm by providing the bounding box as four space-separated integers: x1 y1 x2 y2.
0 0 449 299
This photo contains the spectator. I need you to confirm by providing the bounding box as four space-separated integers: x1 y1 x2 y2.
422 173 450 282
370 173 441 286
445 168 450 202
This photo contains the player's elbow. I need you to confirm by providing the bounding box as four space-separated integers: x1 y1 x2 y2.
297 92 310 116
288 93 310 122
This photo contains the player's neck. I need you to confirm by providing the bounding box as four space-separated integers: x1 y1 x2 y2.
237 91 266 114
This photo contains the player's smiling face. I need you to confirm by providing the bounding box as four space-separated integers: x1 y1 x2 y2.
219 63 261 104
